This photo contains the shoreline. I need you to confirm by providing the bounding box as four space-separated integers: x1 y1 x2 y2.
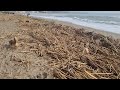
2 12 120 39
31 17 120 39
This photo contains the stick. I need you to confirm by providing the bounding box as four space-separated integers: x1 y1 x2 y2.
100 77 110 79
91 73 113 75
30 49 38 51
19 51 30 53
111 64 118 75
84 70 97 79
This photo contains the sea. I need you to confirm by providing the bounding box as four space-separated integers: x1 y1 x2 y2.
26 11 120 34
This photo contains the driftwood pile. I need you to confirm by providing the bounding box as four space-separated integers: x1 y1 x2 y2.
16 18 120 79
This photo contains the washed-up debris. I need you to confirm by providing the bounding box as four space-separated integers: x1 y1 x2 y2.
9 37 19 48
23 21 120 79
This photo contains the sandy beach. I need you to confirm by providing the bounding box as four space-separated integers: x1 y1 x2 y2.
0 13 120 79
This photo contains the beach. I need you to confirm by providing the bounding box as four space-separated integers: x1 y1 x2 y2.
42 18 120 39
0 13 120 79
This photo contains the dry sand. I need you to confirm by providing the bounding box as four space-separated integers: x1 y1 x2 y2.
0 13 120 79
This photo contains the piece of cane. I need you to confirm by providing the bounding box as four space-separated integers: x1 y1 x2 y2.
83 48 89 54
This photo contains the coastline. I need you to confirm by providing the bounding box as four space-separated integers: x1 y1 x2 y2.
33 17 120 39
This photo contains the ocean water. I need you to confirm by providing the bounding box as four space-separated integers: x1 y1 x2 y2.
27 11 120 34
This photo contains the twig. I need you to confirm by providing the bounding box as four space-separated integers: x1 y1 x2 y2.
19 51 30 53
84 70 97 79
30 49 38 51
110 64 118 75
91 73 113 75
100 77 110 79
